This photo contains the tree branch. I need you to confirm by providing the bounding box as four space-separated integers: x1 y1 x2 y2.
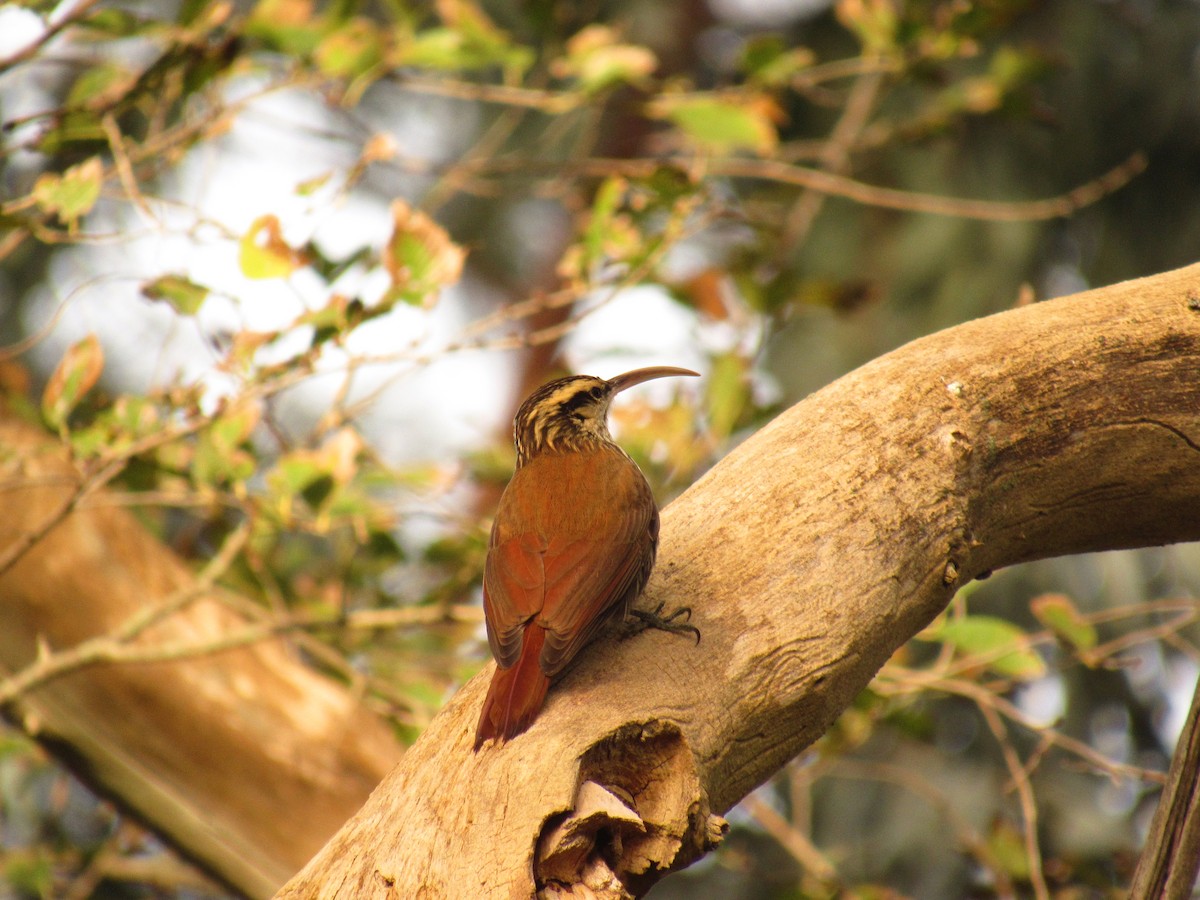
277 262 1200 898
1128 669 1200 898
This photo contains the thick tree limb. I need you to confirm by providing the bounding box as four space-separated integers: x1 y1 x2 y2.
0 417 405 898
278 263 1200 898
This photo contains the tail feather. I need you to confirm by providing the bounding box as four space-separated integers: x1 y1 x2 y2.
474 624 550 751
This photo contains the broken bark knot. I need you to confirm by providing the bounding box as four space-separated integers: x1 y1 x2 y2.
535 721 722 899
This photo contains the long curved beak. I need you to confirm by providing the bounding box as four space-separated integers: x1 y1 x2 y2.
607 366 700 394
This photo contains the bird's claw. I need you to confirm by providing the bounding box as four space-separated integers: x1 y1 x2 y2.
625 601 701 644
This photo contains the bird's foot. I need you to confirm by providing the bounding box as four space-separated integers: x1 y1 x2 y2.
623 601 700 644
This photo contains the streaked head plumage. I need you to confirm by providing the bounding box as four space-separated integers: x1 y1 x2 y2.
511 366 699 465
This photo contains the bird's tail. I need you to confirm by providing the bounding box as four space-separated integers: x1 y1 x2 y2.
474 624 550 751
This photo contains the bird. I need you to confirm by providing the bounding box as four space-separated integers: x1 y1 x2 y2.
474 366 701 750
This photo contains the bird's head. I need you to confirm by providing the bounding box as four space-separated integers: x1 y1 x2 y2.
512 366 699 464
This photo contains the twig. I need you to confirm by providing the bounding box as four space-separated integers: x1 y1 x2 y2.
828 758 1016 897
740 792 839 884
0 561 478 708
102 112 159 228
0 457 127 580
333 191 713 420
880 669 1166 786
775 66 884 263
0 520 250 706
713 152 1148 221
389 73 581 113
975 698 1050 900
0 0 104 73
379 151 1147 222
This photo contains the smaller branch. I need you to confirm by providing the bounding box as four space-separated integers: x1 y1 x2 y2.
975 698 1050 900
0 457 126 579
381 150 1145 222
0 0 104 73
714 152 1147 221
791 55 900 89
828 759 1015 895
421 96 533 214
775 66 884 262
1083 608 1200 668
335 194 713 419
1162 631 1200 668
102 113 159 228
343 604 482 629
1129 671 1200 899
879 670 1167 786
389 73 582 113
740 792 838 884
0 543 479 706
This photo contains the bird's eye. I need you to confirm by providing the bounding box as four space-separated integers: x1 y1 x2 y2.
589 386 604 400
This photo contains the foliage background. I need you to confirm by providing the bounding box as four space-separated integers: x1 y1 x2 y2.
1 0 1199 897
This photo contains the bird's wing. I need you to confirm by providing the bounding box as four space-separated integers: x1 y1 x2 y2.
537 513 656 676
482 531 544 668
482 451 657 676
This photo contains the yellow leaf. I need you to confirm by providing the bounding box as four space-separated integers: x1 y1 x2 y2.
552 25 657 92
42 335 104 430
239 214 307 279
383 200 465 307
1031 593 1098 656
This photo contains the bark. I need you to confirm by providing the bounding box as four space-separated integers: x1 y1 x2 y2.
0 415 405 898
1128 668 1200 898
277 263 1200 898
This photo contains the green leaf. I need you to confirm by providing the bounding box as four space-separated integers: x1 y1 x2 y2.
79 7 152 36
837 0 899 54
987 818 1031 879
5 850 53 896
31 157 103 227
272 455 324 495
364 528 405 564
192 403 260 488
928 615 1045 680
245 0 323 55
739 36 815 86
705 352 748 439
42 335 104 431
580 176 626 272
989 44 1050 89
66 62 135 108
36 111 108 154
1031 593 1097 654
193 440 255 488
210 403 261 449
296 171 333 196
314 17 385 80
652 96 778 155
141 274 210 315
398 23 534 77
266 429 363 522
70 394 161 458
